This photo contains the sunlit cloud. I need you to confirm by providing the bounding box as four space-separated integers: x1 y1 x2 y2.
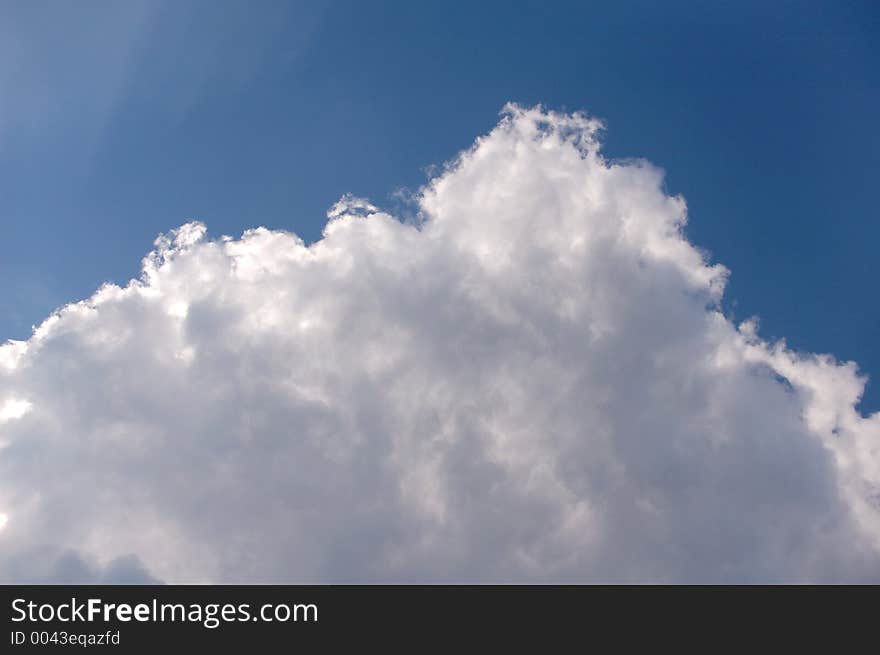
1 105 878 583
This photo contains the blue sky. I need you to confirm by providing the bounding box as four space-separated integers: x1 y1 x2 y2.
1 0 877 412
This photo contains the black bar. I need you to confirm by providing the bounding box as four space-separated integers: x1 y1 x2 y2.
1 585 875 650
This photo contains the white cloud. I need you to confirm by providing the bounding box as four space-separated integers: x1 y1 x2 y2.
0 397 31 422
1 104 878 583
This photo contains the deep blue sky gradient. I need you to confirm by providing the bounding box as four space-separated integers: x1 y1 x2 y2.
1 0 877 411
